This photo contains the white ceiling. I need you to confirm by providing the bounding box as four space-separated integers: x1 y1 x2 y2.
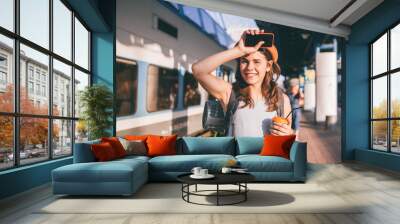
168 0 384 38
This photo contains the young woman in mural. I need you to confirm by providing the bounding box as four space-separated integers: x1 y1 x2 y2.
192 29 294 137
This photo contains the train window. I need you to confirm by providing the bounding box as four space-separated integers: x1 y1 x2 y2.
147 65 179 112
116 58 138 116
183 72 201 107
154 15 178 39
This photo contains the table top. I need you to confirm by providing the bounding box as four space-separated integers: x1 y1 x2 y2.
177 172 255 185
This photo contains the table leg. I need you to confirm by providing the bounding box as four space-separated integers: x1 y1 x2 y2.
245 183 247 201
195 184 197 192
217 184 219 206
187 184 190 202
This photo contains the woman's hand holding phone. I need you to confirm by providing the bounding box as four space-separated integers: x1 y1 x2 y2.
235 29 265 55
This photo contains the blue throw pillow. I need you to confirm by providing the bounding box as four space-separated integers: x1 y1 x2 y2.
179 137 235 155
236 137 264 155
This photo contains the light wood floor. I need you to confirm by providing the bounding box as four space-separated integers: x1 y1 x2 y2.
1 162 400 224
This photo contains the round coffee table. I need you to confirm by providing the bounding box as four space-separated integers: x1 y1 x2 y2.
177 172 255 206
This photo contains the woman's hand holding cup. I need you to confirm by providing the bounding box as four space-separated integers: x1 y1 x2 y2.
271 117 294 136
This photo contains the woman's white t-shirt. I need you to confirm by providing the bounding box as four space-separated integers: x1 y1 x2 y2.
231 100 277 137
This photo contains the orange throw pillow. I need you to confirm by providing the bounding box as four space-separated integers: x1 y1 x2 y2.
146 135 177 157
101 137 126 158
124 135 149 141
91 142 117 161
259 135 296 159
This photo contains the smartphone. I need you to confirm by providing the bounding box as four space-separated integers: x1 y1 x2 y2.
244 33 274 48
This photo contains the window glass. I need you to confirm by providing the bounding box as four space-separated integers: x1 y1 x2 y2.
391 24 400 70
19 117 49 165
53 0 72 60
116 59 137 116
53 119 72 158
372 77 387 119
74 69 89 118
391 120 400 153
372 121 388 151
391 72 400 118
20 44 49 115
0 0 14 31
0 35 13 113
74 18 89 70
147 65 179 112
183 72 201 107
0 116 13 170
20 0 49 49
75 120 88 143
372 34 387 76
53 59 72 117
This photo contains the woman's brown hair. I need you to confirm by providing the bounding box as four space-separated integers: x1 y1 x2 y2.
234 48 282 111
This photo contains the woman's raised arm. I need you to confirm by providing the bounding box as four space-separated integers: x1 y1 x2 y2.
191 29 265 109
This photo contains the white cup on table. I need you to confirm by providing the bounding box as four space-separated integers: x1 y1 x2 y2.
200 169 208 176
191 167 202 176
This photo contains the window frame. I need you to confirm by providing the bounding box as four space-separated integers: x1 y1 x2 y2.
146 64 180 113
115 57 138 117
0 0 92 171
369 20 400 154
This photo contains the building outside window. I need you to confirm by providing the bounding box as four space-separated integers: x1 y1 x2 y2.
36 83 40 95
0 71 6 85
42 85 46 97
0 54 7 88
28 66 34 80
28 81 34 94
370 23 400 154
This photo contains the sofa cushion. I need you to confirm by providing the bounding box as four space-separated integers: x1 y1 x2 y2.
52 158 147 183
260 135 296 159
101 137 127 158
236 137 263 155
119 138 147 156
73 139 100 163
91 142 118 161
149 154 235 172
179 137 235 155
236 155 293 172
147 135 177 157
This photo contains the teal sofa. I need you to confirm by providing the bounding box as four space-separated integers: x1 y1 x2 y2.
52 137 307 196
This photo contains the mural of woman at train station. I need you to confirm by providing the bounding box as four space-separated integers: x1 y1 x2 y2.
115 0 343 163
192 29 294 137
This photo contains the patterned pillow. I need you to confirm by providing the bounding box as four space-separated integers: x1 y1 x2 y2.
119 138 147 156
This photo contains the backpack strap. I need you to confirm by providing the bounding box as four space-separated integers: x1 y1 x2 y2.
224 88 238 135
276 88 285 117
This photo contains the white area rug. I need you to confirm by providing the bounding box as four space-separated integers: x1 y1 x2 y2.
38 183 361 214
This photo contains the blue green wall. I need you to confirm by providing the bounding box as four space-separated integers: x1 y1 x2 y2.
0 0 116 200
345 0 400 171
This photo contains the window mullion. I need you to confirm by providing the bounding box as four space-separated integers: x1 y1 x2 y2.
14 0 21 167
71 10 76 153
388 29 391 152
49 0 53 160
